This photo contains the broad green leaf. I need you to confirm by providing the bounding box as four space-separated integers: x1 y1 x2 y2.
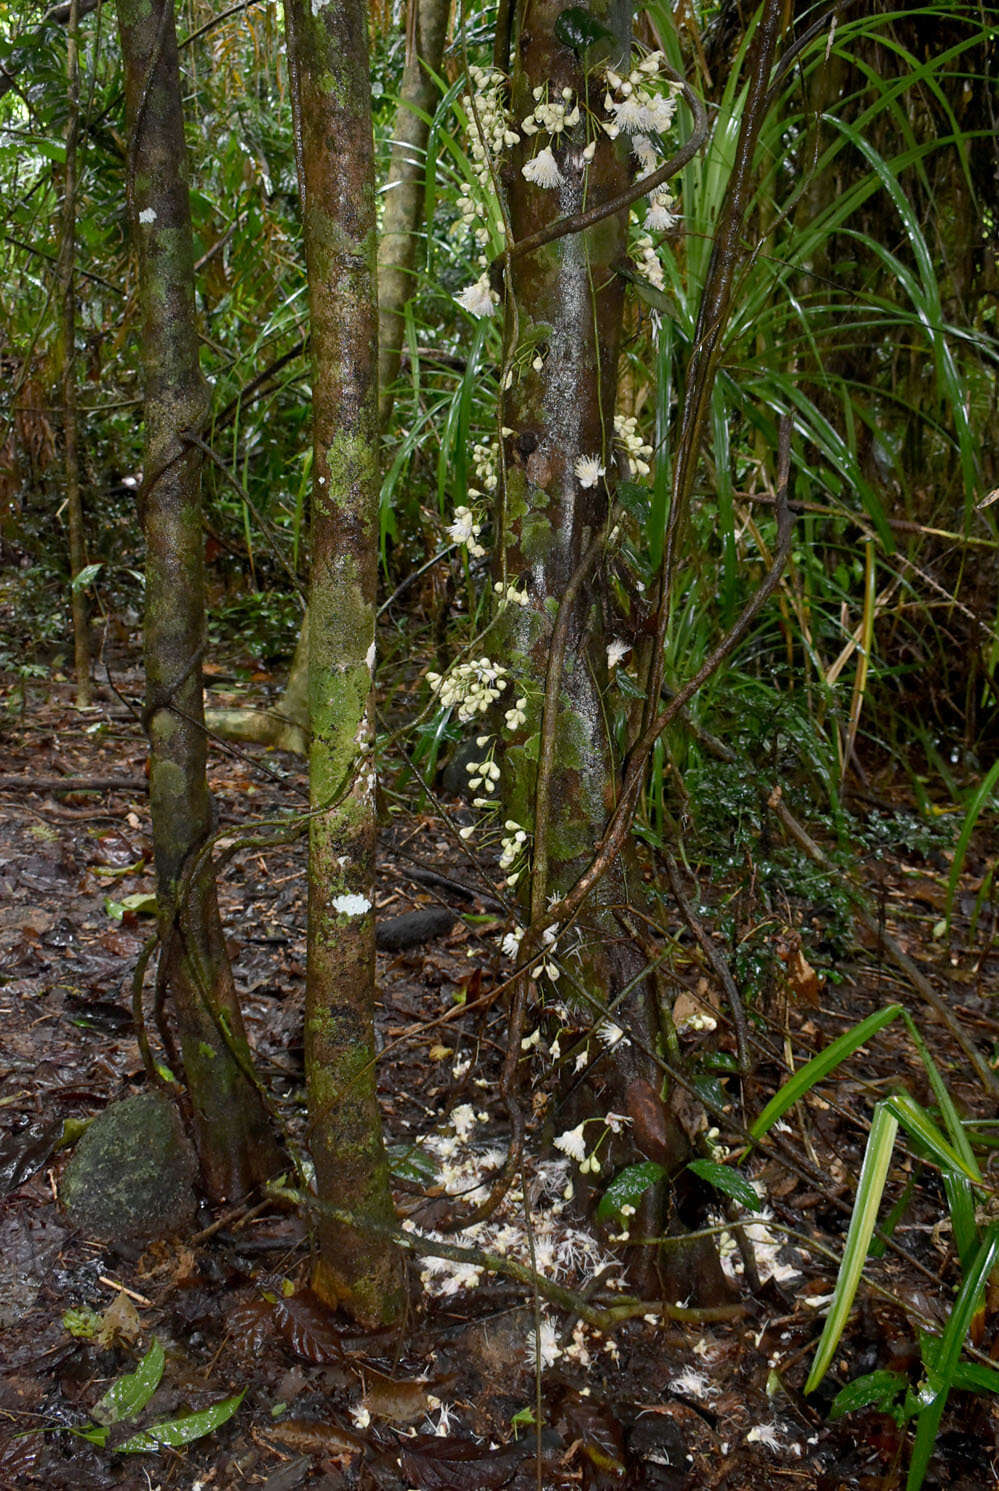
687 1159 762 1213
596 1161 666 1222
117 1390 245 1453
750 1005 903 1143
920 1331 999 1396
554 6 613 52
805 1102 898 1394
104 893 158 921
828 1370 908 1422
92 1339 164 1426
908 1224 999 1491
71 563 103 591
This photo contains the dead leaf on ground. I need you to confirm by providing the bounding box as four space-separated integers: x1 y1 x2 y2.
267 1417 363 1458
95 1290 142 1348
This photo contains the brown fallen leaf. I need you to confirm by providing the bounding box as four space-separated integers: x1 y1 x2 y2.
361 1365 434 1423
267 1418 364 1458
96 1290 142 1348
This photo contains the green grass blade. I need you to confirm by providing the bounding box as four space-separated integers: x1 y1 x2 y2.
805 1102 899 1394
943 757 999 933
884 1093 982 1185
749 1004 903 1143
907 1222 999 1491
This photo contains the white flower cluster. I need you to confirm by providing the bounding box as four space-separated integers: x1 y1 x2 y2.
613 413 653 477
404 1123 622 1314
503 690 528 726
466 753 501 797
632 230 666 290
499 921 558 976
470 439 498 496
499 818 530 886
446 503 487 556
522 83 581 139
453 67 514 315
494 581 529 610
601 51 679 140
457 66 518 251
427 656 509 722
525 1315 562 1368
519 84 590 192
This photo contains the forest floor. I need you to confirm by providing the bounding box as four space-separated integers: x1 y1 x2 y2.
2 649 999 1491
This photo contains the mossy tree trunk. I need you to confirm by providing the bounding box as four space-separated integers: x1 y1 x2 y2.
377 0 450 427
54 0 91 708
284 0 406 1326
498 0 733 1304
116 0 279 1201
205 0 449 759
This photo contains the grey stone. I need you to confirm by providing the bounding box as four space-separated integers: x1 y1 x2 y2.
60 1092 197 1242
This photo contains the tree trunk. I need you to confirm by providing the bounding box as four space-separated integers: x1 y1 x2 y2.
284 0 406 1327
377 0 450 427
498 0 732 1304
55 0 91 707
116 0 280 1201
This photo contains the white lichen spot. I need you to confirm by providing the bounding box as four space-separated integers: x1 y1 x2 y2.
138 208 156 225
332 893 372 917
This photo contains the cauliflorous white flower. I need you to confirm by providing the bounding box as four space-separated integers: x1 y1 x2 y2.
746 1423 783 1451
522 146 563 189
504 696 528 730
596 1018 626 1048
447 504 485 555
501 928 524 959
450 1103 478 1139
646 191 680 231
455 274 498 318
606 638 630 669
574 454 606 488
525 1316 562 1368
670 1367 718 1400
554 1123 588 1163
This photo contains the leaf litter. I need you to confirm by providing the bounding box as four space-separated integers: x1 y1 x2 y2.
1 672 999 1488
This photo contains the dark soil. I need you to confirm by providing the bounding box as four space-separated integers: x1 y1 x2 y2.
2 656 999 1491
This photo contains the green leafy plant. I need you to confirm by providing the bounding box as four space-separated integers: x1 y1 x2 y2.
60 1338 245 1455
752 1004 999 1489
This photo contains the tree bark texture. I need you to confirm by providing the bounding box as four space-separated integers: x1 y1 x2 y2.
116 0 279 1201
284 0 406 1326
377 0 450 425
499 0 732 1303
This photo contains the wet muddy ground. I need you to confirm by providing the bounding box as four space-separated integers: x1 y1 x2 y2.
2 666 999 1490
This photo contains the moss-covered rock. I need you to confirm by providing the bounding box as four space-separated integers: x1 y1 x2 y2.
60 1092 197 1242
